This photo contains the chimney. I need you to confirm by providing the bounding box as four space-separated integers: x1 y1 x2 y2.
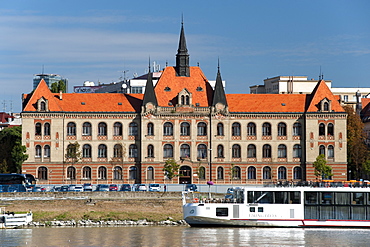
59 90 63 100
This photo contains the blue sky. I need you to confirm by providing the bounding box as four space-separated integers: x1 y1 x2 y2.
1 0 370 112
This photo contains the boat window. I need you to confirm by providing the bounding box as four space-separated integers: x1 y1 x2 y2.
322 192 333 205
216 208 228 217
290 192 301 204
274 191 289 204
258 207 263 212
249 207 255 212
305 192 318 205
335 193 350 205
352 193 364 205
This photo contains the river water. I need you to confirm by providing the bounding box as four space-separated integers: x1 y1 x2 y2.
1 226 369 247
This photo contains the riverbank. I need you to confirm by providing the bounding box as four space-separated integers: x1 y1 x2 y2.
0 196 185 226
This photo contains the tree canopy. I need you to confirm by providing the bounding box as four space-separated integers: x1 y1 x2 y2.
65 141 81 164
344 105 369 179
313 154 333 180
0 126 28 173
162 159 180 181
50 80 67 93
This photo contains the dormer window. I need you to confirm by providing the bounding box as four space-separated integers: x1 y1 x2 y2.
320 98 331 112
196 86 203 91
164 87 171 92
178 88 192 106
37 98 49 112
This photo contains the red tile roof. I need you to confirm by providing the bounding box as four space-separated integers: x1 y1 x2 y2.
154 66 214 107
306 80 344 112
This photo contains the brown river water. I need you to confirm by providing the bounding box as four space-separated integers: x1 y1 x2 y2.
1 226 370 246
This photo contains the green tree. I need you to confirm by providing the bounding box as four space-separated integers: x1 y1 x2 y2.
313 154 333 180
51 80 67 93
0 126 28 173
65 141 81 163
163 159 180 181
344 105 368 179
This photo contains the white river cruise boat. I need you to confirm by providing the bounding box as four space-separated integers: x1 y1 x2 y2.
183 184 370 228
0 207 33 228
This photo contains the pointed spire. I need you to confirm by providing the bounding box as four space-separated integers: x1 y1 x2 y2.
212 58 227 107
175 18 190 77
142 58 158 106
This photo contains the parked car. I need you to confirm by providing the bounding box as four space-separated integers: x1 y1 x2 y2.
60 185 69 192
149 183 161 192
49 186 61 192
68 184 76 192
96 184 109 192
120 184 131 191
185 184 198 192
135 184 147 192
74 185 84 192
32 186 46 192
83 183 93 192
109 184 118 191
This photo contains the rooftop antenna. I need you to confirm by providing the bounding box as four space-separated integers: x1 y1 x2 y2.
319 66 324 80
42 65 44 75
10 100 13 114
2 100 6 112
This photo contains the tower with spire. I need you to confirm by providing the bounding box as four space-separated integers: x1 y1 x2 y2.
212 59 228 111
175 20 190 77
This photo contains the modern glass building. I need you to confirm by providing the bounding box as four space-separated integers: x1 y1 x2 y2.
33 74 68 91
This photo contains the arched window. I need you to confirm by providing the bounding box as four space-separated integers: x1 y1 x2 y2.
217 123 224 136
38 166 48 180
231 166 241 179
293 144 302 158
147 166 154 180
319 123 325 136
232 122 241 136
323 102 329 111
328 145 334 158
35 123 42 136
263 144 271 158
278 122 286 136
185 95 190 105
129 166 137 180
217 167 224 179
247 122 256 136
197 144 207 159
98 166 107 179
232 144 241 158
328 123 334 136
181 95 185 105
248 166 256 180
319 145 326 156
83 144 92 158
67 122 76 136
114 166 123 180
247 144 256 158
98 144 107 158
67 166 76 180
163 122 173 136
83 166 91 179
35 145 42 158
44 123 50 136
197 122 207 136
113 144 122 158
180 144 190 158
129 144 138 158
163 144 173 158
278 166 287 180
147 144 154 158
129 122 138 136
293 167 302 180
263 166 271 180
40 101 46 111
217 145 224 158
180 122 190 136
113 122 122 136
293 122 301 136
66 143 78 159
278 144 287 158
262 122 271 136
198 166 206 180
98 122 107 136
43 145 50 158
83 122 92 136
147 123 154 136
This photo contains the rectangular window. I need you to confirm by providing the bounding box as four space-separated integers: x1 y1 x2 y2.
216 208 228 217
131 87 143 94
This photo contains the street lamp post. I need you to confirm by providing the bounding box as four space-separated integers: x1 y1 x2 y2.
208 148 212 181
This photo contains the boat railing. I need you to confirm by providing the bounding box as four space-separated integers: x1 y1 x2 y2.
264 180 370 188
182 191 243 204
